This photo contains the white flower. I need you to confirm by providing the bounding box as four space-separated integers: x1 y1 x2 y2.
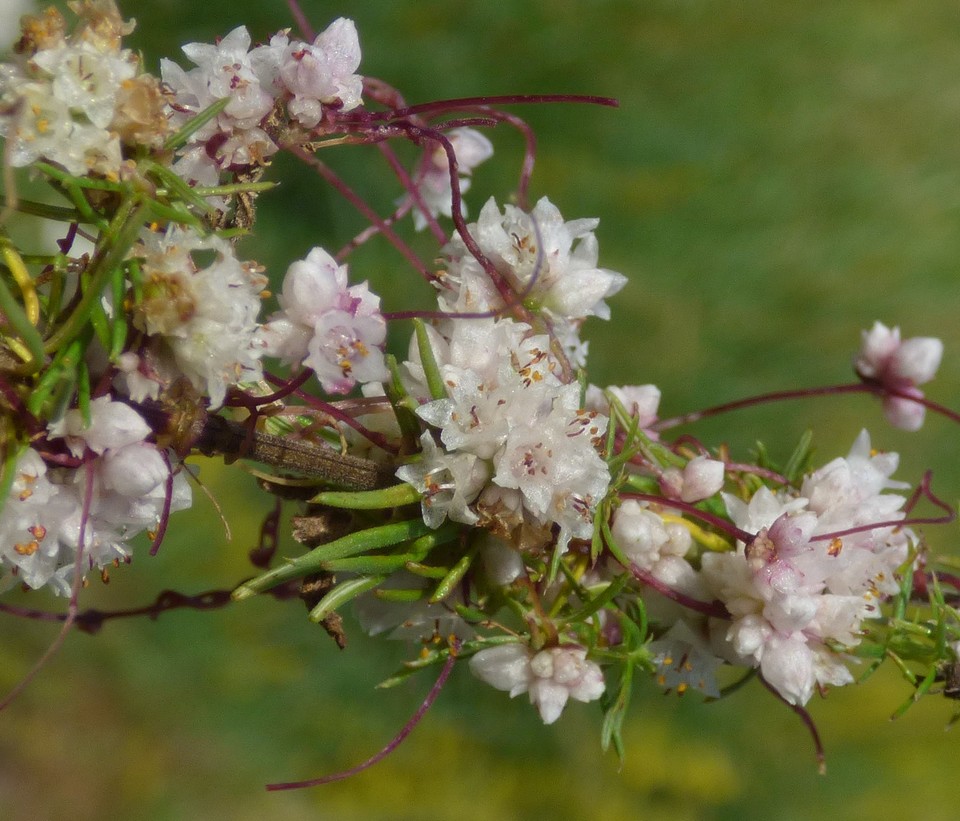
439 197 626 366
0 448 76 592
678 456 725 502
353 571 472 641
395 431 489 527
275 18 363 127
648 621 723 698
48 396 151 457
703 431 914 705
586 384 661 430
135 227 267 408
258 246 389 394
161 25 279 184
0 440 192 596
32 39 136 128
177 26 274 127
469 644 605 724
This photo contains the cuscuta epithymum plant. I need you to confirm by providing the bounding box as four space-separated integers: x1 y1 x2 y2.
1 0 959 788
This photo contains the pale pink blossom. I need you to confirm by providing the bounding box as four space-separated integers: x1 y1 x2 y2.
855 321 943 431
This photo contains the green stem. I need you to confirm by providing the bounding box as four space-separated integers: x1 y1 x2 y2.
163 97 230 151
43 198 149 354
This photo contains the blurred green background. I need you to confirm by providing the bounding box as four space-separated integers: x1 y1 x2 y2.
4 1 960 818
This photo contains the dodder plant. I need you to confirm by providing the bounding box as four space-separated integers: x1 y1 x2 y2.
1 0 958 785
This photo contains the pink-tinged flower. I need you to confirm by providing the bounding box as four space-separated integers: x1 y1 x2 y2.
258 246 388 394
854 321 943 431
705 430 914 705
586 384 661 431
275 18 363 127
660 455 725 503
469 644 605 724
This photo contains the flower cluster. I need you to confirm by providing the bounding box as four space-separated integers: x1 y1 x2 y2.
161 18 362 186
438 197 627 366
0 3 165 177
855 321 943 431
399 312 612 554
258 247 388 395
1 399 190 595
132 227 268 407
1 1 957 781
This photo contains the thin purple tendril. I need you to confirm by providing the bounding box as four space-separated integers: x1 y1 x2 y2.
652 383 872 432
0 458 94 711
810 470 955 543
149 450 175 556
346 94 619 123
262 373 400 455
266 639 462 790
759 674 827 775
285 0 315 41
630 564 730 619
285 143 433 280
227 369 313 409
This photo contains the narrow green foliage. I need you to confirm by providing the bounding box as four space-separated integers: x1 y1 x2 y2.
558 574 630 629
108 262 128 359
308 575 386 622
405 561 452 579
9 198 85 224
600 659 632 762
0 439 26 522
374 587 426 602
385 353 423 449
782 429 815 483
163 97 230 151
429 539 479 603
77 362 91 427
44 199 150 354
232 518 438 599
0 268 44 371
413 318 447 401
311 483 421 509
26 336 85 417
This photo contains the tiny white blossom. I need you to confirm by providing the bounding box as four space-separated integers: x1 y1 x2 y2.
395 431 489 527
258 246 389 394
470 644 605 724
276 18 363 127
439 197 626 366
135 228 267 408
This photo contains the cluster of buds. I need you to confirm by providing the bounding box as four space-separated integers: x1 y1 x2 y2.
1 1 959 783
